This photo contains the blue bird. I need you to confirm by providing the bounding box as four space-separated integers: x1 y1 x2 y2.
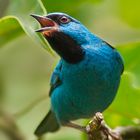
31 12 124 137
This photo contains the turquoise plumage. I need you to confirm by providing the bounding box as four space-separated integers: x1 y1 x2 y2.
51 43 123 123
31 12 124 137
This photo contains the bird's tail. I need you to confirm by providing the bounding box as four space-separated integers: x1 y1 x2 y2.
34 110 60 137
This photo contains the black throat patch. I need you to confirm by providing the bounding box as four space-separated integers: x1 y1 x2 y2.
45 32 85 64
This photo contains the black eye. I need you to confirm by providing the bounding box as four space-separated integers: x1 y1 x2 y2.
60 16 70 24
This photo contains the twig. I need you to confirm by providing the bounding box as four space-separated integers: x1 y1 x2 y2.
115 126 140 140
0 110 25 140
84 112 140 140
85 112 122 140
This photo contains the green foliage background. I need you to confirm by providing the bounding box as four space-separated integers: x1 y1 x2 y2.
0 0 140 140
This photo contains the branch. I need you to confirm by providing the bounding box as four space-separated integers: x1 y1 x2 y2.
115 126 140 140
0 110 25 140
85 112 140 140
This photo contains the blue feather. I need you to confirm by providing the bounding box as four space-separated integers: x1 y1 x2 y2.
51 41 123 123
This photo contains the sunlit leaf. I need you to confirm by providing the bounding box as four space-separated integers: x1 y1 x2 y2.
1 0 52 52
118 0 140 28
118 42 140 87
0 16 24 47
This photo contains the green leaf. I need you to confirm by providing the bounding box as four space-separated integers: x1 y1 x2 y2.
0 16 24 47
118 0 140 28
119 42 140 87
1 0 52 52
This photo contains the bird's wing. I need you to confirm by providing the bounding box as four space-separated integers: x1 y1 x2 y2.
49 60 62 96
115 50 124 74
34 61 63 136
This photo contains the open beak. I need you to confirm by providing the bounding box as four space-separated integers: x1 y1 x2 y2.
30 14 58 33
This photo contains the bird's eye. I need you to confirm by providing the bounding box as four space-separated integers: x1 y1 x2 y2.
60 16 70 24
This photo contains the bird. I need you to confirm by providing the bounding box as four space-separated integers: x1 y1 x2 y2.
31 12 124 137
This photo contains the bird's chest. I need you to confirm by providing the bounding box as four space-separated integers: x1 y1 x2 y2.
62 63 97 91
51 51 120 122
61 53 113 91
58 53 114 107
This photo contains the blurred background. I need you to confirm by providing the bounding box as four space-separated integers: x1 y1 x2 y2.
0 0 140 140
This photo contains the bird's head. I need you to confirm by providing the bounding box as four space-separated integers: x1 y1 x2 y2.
31 12 94 63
